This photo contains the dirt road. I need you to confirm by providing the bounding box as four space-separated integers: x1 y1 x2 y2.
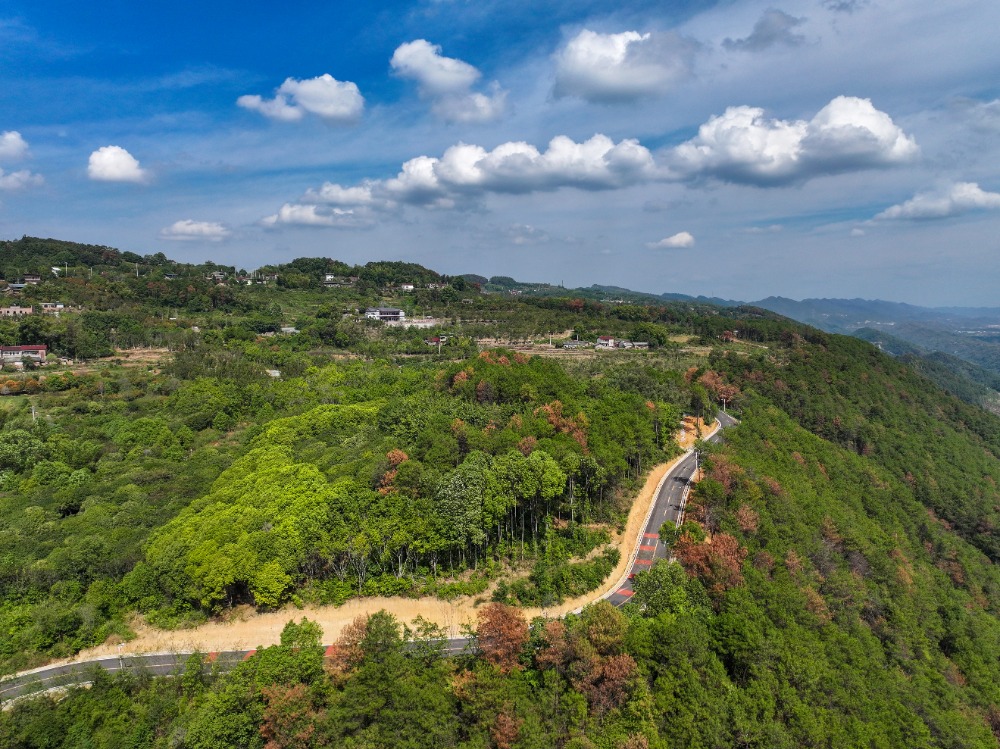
58 425 709 663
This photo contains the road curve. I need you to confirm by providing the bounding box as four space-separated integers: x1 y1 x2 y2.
2 414 737 704
603 412 734 606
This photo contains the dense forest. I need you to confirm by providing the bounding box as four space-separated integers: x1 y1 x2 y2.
1 238 999 747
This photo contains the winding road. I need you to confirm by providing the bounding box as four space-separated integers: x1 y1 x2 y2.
1 413 737 704
604 411 736 606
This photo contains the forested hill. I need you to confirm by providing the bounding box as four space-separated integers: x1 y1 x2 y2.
855 327 1000 415
1 238 1000 747
747 296 1000 385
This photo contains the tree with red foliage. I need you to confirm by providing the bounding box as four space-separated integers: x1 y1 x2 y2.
674 532 748 599
735 504 759 533
491 703 523 749
534 400 589 449
477 603 529 674
517 435 537 456
386 448 408 467
535 619 570 673
585 652 639 716
260 683 327 749
324 614 367 677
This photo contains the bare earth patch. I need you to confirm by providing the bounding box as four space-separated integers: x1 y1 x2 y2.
59 425 712 663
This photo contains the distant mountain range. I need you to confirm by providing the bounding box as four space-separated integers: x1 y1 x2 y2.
671 294 1000 414
566 287 1000 414
747 296 1000 331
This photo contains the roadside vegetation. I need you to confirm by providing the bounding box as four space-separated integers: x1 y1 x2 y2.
2 237 1000 746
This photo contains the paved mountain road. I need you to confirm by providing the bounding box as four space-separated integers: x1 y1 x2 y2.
2 414 736 704
605 411 735 606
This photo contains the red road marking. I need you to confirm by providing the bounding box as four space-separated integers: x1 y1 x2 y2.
241 650 256 661
616 588 634 597
633 559 652 566
639 544 656 551
643 533 659 539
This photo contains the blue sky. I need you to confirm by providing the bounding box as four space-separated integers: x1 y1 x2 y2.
1 0 999 305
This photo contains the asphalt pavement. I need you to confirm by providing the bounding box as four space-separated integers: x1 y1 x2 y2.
605 412 734 606
2 414 737 704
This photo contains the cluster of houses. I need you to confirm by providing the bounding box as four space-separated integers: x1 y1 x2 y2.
1 273 42 293
364 308 443 329
0 302 68 317
204 271 280 285
327 276 447 292
324 275 359 288
562 336 650 350
0 345 48 369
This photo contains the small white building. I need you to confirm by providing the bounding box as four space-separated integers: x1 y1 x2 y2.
365 307 406 322
0 345 47 362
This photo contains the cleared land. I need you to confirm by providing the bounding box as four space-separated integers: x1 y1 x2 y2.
53 421 711 662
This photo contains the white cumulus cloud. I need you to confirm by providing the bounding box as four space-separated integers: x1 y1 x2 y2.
0 131 42 190
553 29 698 103
875 182 1000 220
391 40 506 123
87 145 149 183
261 97 920 229
263 133 659 226
302 182 377 206
238 74 364 123
159 220 232 242
648 231 695 249
260 203 374 229
668 96 918 185
505 224 549 245
0 130 29 160
0 168 43 191
391 39 480 95
399 133 657 203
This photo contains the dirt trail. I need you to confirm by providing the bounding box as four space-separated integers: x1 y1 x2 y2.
59 422 711 663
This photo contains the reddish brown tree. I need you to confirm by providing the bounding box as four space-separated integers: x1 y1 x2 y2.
621 735 650 749
675 532 748 598
517 435 538 456
569 651 639 717
477 603 529 674
707 454 742 494
386 448 409 466
535 620 570 672
260 683 327 749
735 504 759 533
491 703 523 749
324 614 367 676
